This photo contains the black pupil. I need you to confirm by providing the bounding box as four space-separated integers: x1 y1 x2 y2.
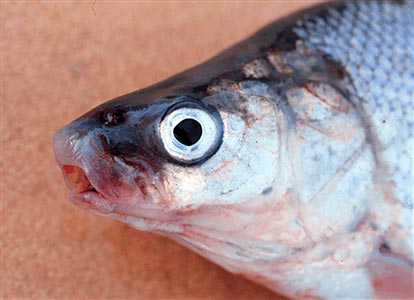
173 119 202 146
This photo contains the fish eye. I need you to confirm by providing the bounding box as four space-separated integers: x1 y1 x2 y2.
159 101 223 164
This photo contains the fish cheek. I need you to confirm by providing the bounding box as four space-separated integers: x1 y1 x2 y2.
89 120 166 205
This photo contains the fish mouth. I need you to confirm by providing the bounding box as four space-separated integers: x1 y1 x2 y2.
58 162 171 221
62 165 95 193
53 126 116 214
61 164 115 214
53 127 172 221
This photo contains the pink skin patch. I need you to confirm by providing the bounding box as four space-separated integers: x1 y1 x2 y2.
368 253 413 300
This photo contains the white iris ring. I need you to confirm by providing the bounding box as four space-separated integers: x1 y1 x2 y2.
160 107 219 163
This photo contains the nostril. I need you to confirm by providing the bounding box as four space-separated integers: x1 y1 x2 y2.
100 109 126 126
62 165 95 192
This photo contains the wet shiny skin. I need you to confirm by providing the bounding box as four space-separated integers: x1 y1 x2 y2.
54 1 413 299
5 3 316 299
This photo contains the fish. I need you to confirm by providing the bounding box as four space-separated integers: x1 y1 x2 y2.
53 1 414 299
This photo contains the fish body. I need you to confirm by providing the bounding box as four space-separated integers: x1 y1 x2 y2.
54 1 414 299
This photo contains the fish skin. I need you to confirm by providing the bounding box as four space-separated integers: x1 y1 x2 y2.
53 1 414 299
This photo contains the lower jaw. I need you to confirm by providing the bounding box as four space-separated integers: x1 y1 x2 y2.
70 190 115 214
109 213 184 234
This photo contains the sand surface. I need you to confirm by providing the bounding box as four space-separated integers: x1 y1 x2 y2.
2 2 319 299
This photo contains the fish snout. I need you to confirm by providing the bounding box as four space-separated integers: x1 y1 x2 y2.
53 125 116 214
53 125 80 168
53 125 91 191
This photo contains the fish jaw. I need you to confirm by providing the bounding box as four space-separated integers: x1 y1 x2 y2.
53 123 120 214
53 121 176 224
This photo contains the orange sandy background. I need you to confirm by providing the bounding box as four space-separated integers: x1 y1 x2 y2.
2 2 319 299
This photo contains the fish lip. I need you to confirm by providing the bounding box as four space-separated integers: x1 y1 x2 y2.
58 163 114 214
54 127 115 214
54 126 172 220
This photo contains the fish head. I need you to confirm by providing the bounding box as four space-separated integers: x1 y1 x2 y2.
53 80 281 232
53 73 375 290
